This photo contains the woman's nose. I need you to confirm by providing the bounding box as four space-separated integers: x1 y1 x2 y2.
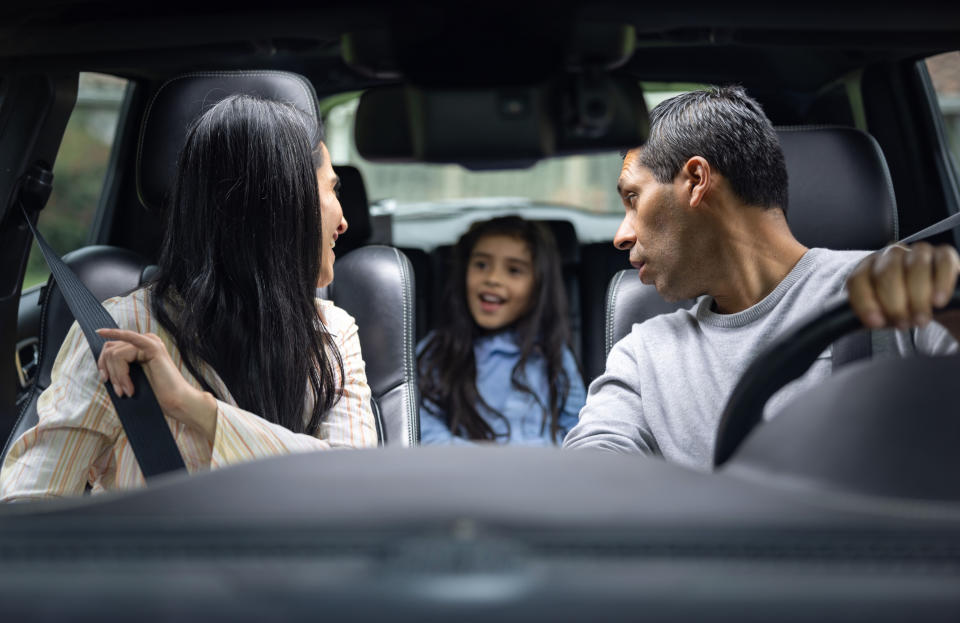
337 216 348 234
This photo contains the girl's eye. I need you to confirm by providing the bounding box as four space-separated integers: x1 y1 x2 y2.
334 181 342 199
472 260 487 270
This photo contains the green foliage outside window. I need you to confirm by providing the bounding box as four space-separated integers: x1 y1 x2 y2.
23 74 126 289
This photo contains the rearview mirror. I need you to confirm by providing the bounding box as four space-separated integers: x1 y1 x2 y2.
354 75 649 168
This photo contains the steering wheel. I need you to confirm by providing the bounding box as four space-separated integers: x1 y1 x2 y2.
713 290 960 468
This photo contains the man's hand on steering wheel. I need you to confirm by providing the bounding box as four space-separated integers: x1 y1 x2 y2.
846 242 960 332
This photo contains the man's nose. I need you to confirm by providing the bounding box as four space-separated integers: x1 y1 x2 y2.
613 216 636 251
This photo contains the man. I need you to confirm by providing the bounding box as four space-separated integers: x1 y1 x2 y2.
562 86 960 470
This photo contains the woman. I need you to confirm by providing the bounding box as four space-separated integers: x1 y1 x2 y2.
0 94 377 501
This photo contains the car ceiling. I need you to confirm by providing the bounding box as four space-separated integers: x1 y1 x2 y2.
0 1 958 93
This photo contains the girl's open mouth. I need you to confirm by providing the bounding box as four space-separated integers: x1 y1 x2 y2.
479 292 505 313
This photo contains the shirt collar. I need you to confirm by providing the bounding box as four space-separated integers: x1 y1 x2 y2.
475 329 522 357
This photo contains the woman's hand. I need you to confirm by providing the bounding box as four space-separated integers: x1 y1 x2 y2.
95 328 218 441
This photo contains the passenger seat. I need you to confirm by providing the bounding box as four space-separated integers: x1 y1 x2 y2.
578 241 632 383
2 246 153 462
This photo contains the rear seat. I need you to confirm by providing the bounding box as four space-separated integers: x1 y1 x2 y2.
335 165 437 341
541 220 583 361
336 159 626 378
578 241 632 383
399 246 432 340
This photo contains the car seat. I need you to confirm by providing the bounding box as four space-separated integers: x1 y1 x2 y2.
322 164 419 444
317 246 419 446
604 125 898 354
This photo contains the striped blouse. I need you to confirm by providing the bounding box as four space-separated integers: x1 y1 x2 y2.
0 288 377 502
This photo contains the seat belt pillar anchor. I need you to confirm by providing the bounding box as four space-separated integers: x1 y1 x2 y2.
18 164 54 215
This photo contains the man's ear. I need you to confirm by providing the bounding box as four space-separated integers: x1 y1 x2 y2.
679 156 711 208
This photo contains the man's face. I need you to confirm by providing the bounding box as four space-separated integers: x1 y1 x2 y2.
614 149 700 301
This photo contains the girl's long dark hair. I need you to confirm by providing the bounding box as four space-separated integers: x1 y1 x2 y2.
150 94 342 435
417 216 577 443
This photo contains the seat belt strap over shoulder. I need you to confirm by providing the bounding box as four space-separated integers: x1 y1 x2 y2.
18 164 185 479
898 211 960 245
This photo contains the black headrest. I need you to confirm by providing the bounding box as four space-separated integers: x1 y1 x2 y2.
332 165 372 255
778 126 898 250
136 71 321 212
540 219 580 266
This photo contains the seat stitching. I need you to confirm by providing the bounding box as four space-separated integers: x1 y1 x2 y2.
605 270 625 357
395 247 419 446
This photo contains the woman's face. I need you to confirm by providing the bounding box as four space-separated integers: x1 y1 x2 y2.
316 142 347 288
465 234 536 331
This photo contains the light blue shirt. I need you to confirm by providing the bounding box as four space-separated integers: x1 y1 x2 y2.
418 331 586 445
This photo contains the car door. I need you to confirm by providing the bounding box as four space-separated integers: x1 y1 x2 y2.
0 73 78 442
12 74 132 423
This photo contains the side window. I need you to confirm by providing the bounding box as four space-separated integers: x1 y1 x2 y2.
924 51 960 182
23 73 129 289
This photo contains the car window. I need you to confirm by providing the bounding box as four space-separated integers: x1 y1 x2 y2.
324 83 705 249
22 73 129 289
923 51 960 182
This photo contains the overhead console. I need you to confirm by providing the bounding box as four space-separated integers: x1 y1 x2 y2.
342 22 648 167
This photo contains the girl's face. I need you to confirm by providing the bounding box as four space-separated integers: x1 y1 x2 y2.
316 142 348 288
465 234 535 331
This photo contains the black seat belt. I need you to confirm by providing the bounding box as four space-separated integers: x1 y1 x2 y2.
18 165 186 479
834 209 960 369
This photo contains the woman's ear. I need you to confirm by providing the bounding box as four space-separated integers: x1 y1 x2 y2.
679 156 711 208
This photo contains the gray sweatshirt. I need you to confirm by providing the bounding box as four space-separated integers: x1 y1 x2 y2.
563 248 958 471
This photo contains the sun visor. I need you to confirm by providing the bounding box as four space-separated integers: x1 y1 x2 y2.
355 76 649 167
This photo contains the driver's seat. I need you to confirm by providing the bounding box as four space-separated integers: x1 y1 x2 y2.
604 125 898 355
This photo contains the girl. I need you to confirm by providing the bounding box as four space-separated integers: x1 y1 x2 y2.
417 215 586 445
1 94 377 501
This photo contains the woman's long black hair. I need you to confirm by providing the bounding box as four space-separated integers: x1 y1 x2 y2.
149 94 342 435
417 216 577 443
